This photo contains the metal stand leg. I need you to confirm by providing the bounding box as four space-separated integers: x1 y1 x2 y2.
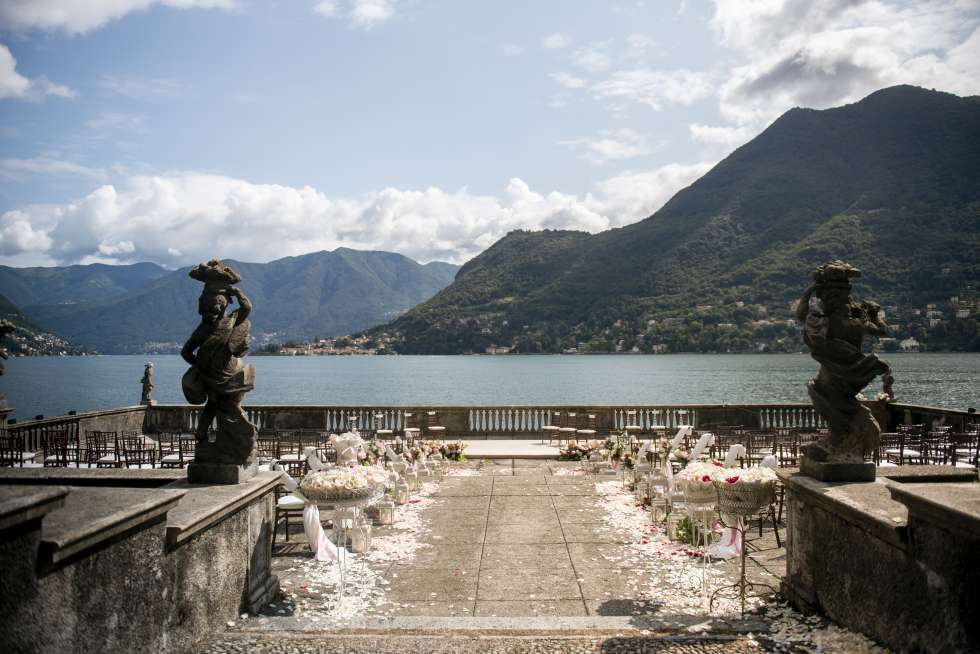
709 515 778 616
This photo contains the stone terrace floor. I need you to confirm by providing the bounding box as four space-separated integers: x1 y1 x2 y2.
197 460 886 654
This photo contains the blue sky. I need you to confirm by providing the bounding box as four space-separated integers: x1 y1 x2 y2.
1 0 979 268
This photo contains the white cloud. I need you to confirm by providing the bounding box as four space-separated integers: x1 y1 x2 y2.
500 43 524 56
594 161 716 220
0 44 75 100
315 0 397 29
592 68 714 110
0 165 716 267
688 122 758 148
571 43 613 72
0 0 235 35
542 33 572 50
558 128 657 164
85 112 147 134
710 0 980 126
550 72 587 89
313 0 339 17
97 75 182 100
0 156 105 181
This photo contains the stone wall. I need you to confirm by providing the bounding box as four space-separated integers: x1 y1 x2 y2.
0 472 279 654
779 470 979 653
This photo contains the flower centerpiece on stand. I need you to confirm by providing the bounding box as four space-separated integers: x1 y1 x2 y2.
440 440 467 461
560 439 592 461
712 465 778 516
675 460 724 504
362 440 386 466
300 466 386 502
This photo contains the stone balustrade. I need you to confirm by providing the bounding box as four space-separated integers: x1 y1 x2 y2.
6 402 976 453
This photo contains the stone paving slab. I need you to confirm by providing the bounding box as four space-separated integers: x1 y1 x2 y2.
477 570 583 601
432 496 492 509
490 485 555 496
385 567 479 601
566 543 639 569
485 522 565 544
473 600 588 617
480 544 573 569
561 522 633 544
378 601 475 617
407 543 483 567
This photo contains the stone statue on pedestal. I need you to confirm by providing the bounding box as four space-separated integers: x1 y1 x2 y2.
795 260 894 482
0 319 14 416
140 362 155 405
181 260 258 484
0 319 15 377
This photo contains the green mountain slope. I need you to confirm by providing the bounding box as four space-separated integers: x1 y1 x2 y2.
14 249 458 354
0 292 86 356
0 262 168 308
375 86 980 354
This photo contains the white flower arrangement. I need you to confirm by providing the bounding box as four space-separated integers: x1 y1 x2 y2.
716 465 778 485
300 466 382 500
675 460 725 485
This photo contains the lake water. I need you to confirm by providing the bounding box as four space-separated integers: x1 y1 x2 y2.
1 353 977 421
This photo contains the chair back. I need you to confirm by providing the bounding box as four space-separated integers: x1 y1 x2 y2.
0 431 25 467
156 431 181 456
121 434 154 468
85 430 116 457
179 436 196 463
257 433 279 460
42 429 71 467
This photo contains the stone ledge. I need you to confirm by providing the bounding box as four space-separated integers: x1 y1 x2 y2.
879 465 978 484
163 471 281 546
888 482 980 541
0 467 186 487
40 486 186 566
0 485 69 532
777 470 908 548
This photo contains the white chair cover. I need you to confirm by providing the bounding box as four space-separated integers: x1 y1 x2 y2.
670 425 693 450
724 444 746 468
689 432 714 461
275 463 339 562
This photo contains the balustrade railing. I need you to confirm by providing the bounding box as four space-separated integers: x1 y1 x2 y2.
5 402 974 454
4 405 147 453
143 403 830 438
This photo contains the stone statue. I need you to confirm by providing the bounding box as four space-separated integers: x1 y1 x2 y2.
140 362 155 405
0 319 15 377
181 260 258 483
795 260 893 481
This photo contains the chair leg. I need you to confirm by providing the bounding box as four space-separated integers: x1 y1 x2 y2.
771 505 781 548
272 509 281 549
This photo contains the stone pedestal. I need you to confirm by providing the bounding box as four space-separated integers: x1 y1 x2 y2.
187 461 257 484
800 456 875 482
779 469 980 653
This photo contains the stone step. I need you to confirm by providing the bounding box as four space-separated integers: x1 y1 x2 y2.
231 615 769 636
197 632 769 654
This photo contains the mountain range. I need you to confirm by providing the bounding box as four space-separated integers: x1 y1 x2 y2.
370 86 980 354
0 250 458 354
0 292 86 356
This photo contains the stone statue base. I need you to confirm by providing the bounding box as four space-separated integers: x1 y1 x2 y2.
800 456 875 482
187 461 258 484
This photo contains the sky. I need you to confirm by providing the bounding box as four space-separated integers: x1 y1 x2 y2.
1 0 979 269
